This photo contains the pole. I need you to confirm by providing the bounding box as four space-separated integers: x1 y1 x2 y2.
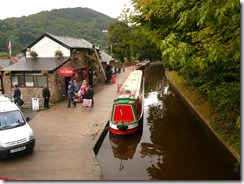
8 41 12 55
93 47 107 81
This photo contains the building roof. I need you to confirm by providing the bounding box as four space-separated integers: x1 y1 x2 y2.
0 58 12 70
1 57 69 72
24 32 97 51
100 50 115 63
0 56 19 70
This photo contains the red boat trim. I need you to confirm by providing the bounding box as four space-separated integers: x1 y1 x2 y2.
109 126 140 135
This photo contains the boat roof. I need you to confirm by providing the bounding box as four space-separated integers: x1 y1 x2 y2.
115 70 142 101
136 60 150 66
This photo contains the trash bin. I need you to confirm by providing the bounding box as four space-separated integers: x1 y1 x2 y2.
32 98 39 111
112 75 116 83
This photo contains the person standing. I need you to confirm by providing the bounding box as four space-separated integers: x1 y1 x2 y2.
13 84 21 107
79 80 88 99
105 64 112 83
69 80 75 91
73 80 79 93
88 68 93 87
42 84 50 109
67 85 75 108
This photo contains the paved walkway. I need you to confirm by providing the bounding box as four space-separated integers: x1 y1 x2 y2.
20 68 132 180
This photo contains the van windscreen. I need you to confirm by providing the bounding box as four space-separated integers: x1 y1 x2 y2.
0 111 25 130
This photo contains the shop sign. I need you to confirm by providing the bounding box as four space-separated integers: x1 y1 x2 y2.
58 67 73 77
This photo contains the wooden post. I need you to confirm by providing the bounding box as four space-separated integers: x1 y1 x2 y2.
93 47 107 81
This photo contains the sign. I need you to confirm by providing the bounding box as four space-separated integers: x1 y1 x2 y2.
32 98 39 111
58 67 74 77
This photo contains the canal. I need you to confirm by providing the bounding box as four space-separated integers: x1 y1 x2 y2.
96 64 239 180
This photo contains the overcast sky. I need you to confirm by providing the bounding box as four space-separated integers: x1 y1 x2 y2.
0 0 132 20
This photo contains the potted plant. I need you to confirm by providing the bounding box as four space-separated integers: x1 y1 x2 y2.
55 50 63 58
30 51 38 58
3 70 11 76
41 70 48 76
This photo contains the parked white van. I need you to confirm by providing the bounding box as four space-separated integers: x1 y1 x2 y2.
0 95 35 159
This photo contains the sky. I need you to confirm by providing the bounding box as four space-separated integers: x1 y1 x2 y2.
0 0 133 20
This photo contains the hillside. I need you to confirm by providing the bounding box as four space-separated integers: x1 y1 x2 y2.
0 7 114 55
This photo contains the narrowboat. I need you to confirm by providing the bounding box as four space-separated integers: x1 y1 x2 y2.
135 60 151 74
109 70 144 135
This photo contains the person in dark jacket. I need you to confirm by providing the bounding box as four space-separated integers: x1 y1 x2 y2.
67 85 76 108
13 84 21 107
105 64 112 83
84 85 94 106
42 84 50 109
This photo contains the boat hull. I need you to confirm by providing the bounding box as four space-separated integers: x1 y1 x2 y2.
109 117 143 135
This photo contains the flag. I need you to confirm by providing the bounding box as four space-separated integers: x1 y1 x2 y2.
8 41 12 55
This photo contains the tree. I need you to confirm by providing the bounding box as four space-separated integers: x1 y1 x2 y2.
131 0 240 151
107 6 161 62
107 20 131 62
0 52 9 58
132 0 240 119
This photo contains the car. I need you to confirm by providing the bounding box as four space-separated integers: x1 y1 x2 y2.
0 95 35 159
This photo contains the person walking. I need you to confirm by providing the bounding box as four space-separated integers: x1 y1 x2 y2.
13 84 21 107
67 85 75 108
42 84 50 109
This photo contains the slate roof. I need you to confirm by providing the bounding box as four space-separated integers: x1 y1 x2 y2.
24 32 97 51
2 57 69 72
0 58 12 70
100 50 115 62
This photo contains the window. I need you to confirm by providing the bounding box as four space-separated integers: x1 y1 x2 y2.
11 74 48 87
11 75 25 87
25 75 34 87
35 76 47 87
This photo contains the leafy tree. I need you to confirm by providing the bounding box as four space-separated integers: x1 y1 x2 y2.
107 20 131 62
106 7 161 62
129 25 162 61
131 0 240 150
0 52 9 58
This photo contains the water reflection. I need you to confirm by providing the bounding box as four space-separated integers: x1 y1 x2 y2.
109 130 143 171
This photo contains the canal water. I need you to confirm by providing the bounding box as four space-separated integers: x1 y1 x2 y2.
96 64 239 180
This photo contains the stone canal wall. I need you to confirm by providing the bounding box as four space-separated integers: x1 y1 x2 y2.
165 71 240 162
